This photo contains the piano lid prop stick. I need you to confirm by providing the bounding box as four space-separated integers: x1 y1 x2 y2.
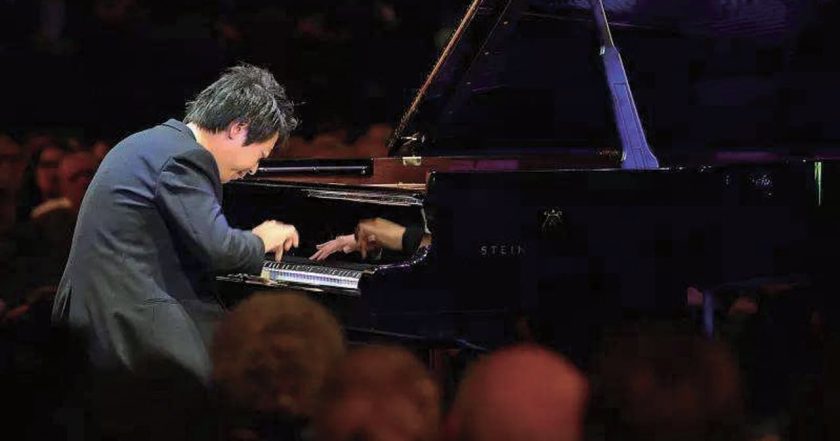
589 0 660 170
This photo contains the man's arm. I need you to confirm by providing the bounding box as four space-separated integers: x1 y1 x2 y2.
154 152 265 274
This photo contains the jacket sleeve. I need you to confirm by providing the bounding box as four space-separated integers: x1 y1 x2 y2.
154 150 264 274
401 224 426 255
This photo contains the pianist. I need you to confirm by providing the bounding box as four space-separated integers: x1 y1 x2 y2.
50 64 300 440
310 217 431 261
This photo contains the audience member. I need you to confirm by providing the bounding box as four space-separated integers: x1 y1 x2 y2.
3 152 96 321
33 141 65 201
443 344 588 441
595 323 744 441
212 291 346 441
314 345 441 441
15 138 66 222
37 148 94 223
0 134 25 193
0 187 15 238
58 150 96 210
91 139 112 163
30 150 96 219
0 187 19 302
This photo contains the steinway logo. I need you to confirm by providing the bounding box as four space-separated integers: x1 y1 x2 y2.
479 244 525 257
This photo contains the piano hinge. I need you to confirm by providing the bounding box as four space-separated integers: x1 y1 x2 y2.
402 156 423 167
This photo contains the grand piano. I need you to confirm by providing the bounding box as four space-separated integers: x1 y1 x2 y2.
218 0 840 362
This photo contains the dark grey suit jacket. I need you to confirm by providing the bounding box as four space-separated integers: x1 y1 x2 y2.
51 119 264 383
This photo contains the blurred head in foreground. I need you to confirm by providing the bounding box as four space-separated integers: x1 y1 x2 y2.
314 345 441 441
444 344 589 441
212 291 345 439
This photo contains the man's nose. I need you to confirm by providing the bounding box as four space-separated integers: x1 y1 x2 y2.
248 163 259 175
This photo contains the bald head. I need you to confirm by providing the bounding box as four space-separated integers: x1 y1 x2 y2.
446 345 589 441
315 345 441 441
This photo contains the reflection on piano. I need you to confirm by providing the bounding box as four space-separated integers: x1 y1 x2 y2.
218 0 840 364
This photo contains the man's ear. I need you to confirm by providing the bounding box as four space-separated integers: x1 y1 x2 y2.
227 121 249 144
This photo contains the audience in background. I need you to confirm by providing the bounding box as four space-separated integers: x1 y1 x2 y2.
0 187 17 301
32 142 65 202
595 323 744 441
57 150 96 211
31 150 96 219
90 139 111 163
280 123 393 160
1 3 840 440
314 345 441 441
444 344 588 441
0 135 25 193
211 291 346 441
16 137 66 222
0 133 98 308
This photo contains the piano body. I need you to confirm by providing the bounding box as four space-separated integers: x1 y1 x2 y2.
219 0 838 360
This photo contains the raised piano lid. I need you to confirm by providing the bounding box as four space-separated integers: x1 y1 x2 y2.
387 0 624 159
253 0 628 188
388 0 840 161
255 0 840 188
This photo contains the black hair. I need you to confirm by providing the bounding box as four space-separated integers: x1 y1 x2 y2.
184 64 299 145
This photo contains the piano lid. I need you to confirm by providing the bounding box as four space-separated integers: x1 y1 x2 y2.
387 0 622 157
388 0 840 159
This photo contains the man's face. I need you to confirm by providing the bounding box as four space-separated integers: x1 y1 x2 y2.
59 153 97 209
215 125 279 183
36 146 65 199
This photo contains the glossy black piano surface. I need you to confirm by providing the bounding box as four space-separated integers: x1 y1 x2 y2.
218 0 840 360
220 160 832 361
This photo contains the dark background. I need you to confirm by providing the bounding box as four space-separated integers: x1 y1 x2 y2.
1 0 840 154
0 0 462 143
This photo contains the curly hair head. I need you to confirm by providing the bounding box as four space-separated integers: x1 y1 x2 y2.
314 345 441 441
211 291 345 418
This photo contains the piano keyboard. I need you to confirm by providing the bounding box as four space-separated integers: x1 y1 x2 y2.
260 257 371 290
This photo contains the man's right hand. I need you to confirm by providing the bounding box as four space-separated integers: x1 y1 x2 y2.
252 220 300 261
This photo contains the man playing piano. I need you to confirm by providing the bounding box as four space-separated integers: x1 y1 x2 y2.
51 64 300 440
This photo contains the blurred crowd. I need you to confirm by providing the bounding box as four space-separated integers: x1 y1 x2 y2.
0 123 837 441
2 2 840 441
201 287 840 441
0 0 460 144
21 288 832 441
0 132 104 308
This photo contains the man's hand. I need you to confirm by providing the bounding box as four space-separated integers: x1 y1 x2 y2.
252 220 300 261
310 234 358 261
355 218 406 259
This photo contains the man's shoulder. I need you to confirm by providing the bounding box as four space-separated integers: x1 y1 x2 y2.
160 145 218 185
106 121 212 174
117 122 197 154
